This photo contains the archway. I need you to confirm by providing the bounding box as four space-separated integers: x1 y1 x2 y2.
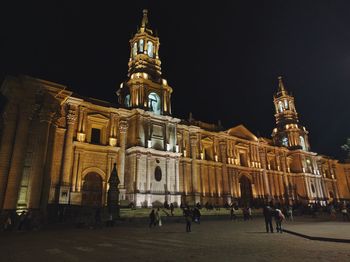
239 175 253 207
82 173 103 207
148 92 161 115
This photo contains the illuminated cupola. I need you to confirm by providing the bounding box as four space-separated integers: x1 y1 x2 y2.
117 9 173 115
271 76 310 151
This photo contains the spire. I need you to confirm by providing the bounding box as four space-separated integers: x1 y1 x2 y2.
139 9 153 35
141 9 148 28
276 76 288 96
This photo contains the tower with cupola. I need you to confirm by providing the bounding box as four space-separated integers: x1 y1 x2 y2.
272 76 310 151
117 9 172 115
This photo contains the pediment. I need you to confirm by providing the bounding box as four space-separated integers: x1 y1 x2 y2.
201 137 213 144
87 113 110 122
226 125 258 141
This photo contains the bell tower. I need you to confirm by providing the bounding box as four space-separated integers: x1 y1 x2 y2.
271 76 310 151
116 9 172 115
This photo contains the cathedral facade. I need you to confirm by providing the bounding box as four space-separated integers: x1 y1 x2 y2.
1 10 350 213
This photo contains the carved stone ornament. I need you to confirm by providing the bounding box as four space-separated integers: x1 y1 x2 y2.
66 109 77 124
119 120 128 133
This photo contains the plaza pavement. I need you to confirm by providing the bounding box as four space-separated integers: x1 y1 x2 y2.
283 219 350 243
0 217 349 262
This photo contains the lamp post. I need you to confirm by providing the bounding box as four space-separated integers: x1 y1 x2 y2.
108 163 120 221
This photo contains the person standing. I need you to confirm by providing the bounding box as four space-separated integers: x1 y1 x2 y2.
149 209 156 228
3 214 12 231
263 205 274 233
170 203 175 216
274 208 285 233
341 204 349 221
248 207 252 220
184 208 192 232
287 206 294 222
155 208 162 227
18 211 26 231
193 207 201 224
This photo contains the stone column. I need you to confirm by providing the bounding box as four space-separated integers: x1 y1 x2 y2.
146 153 151 206
259 148 271 198
303 176 310 199
134 153 141 205
259 172 265 197
175 158 180 193
166 157 170 195
219 141 230 201
190 135 200 203
71 151 81 192
118 120 128 192
254 173 260 197
0 102 18 209
3 104 35 210
27 107 55 209
232 170 239 198
76 151 84 192
59 106 77 204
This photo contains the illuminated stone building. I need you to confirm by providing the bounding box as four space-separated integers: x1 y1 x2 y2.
0 10 349 213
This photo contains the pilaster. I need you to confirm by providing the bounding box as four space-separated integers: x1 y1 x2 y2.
59 105 77 204
27 106 55 209
0 102 18 209
3 104 36 209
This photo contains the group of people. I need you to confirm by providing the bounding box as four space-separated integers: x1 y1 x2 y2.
263 205 291 233
1 210 35 232
149 208 163 228
148 206 201 233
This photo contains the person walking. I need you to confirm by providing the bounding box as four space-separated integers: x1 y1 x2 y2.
149 209 156 228
341 205 349 221
263 205 274 233
287 206 294 222
184 208 192 232
274 208 285 233
155 208 162 227
248 207 252 220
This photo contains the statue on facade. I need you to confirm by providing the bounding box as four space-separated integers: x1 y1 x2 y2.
341 138 350 163
107 163 120 222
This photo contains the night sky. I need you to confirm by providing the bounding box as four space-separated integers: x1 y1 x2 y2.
1 1 350 159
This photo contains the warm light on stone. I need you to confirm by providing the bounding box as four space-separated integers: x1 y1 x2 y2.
77 132 86 142
109 137 117 147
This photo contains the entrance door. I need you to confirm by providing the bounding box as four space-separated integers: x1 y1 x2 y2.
82 173 103 207
239 175 253 207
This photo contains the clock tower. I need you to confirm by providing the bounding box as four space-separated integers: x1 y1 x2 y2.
117 9 172 115
272 76 310 151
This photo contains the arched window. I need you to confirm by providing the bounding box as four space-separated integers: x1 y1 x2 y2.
148 92 161 115
278 101 284 113
311 184 315 193
124 94 130 107
155 166 162 181
133 42 137 57
284 99 289 109
139 39 144 52
282 137 288 147
300 136 306 151
147 41 154 58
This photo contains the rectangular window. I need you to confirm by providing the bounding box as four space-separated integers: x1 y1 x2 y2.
91 128 101 144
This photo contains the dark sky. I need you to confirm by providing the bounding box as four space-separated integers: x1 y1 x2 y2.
1 1 350 159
